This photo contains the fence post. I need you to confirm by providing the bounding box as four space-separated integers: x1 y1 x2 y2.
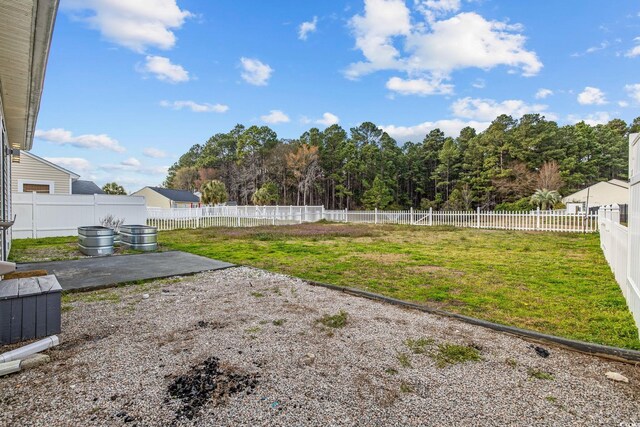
236 208 240 227
611 203 620 224
375 208 378 224
429 207 433 226
275 205 279 221
93 193 98 225
321 205 325 221
345 208 348 223
476 207 480 229
31 191 37 238
536 207 541 230
410 207 414 225
299 207 303 224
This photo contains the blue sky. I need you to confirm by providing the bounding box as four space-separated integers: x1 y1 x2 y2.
32 0 640 192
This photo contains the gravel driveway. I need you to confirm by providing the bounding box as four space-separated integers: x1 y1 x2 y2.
1 267 639 426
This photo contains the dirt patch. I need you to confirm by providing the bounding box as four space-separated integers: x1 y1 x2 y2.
167 357 259 421
356 253 411 264
409 265 465 276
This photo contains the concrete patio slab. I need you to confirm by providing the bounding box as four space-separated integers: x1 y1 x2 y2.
16 251 234 291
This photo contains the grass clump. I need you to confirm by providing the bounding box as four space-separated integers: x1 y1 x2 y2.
385 367 398 375
272 319 286 326
432 343 481 367
399 382 414 393
316 310 348 328
63 290 121 304
405 337 434 354
528 368 554 380
250 291 264 298
396 352 412 368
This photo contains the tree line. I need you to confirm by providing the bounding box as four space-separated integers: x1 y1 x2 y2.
163 114 640 210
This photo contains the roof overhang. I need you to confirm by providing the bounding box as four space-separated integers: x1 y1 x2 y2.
0 0 59 151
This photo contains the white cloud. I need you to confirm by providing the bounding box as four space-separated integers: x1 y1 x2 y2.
121 157 141 167
577 86 607 105
260 110 290 124
346 1 542 89
63 0 192 53
421 0 461 13
143 147 168 158
316 112 340 126
571 41 609 57
382 119 490 142
44 157 92 175
567 112 611 126
101 163 168 175
451 97 555 121
240 57 273 86
298 16 318 40
618 100 629 108
535 88 553 99
160 100 229 113
386 76 453 95
472 78 486 89
346 0 412 79
35 128 126 152
624 83 640 103
140 55 189 83
625 37 640 57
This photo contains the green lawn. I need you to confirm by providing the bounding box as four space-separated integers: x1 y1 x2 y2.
10 223 640 349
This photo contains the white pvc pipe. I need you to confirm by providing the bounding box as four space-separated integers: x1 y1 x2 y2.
0 335 60 363
0 360 20 376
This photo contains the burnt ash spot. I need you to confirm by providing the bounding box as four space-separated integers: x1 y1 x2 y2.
167 357 259 421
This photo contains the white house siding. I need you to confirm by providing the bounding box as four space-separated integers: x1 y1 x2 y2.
12 152 72 194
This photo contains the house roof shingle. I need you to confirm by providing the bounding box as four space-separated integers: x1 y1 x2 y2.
72 180 105 195
148 186 200 202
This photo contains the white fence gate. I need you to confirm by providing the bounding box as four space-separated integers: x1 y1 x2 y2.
599 134 640 331
12 193 147 238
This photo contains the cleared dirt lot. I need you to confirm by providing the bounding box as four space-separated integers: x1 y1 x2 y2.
1 267 639 426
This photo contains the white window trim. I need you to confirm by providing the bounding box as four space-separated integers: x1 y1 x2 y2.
18 179 55 193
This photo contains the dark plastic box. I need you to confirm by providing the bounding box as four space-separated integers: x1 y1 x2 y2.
0 275 62 345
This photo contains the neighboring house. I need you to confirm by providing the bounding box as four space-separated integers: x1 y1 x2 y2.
12 151 79 194
132 186 200 208
0 0 58 260
562 179 629 212
11 151 104 195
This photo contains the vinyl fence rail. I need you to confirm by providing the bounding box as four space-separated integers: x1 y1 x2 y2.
148 205 598 233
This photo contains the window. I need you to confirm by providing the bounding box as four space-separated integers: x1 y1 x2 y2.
22 183 50 193
18 180 55 193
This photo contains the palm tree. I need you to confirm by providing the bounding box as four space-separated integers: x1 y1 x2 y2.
530 188 562 210
200 180 228 205
102 182 126 195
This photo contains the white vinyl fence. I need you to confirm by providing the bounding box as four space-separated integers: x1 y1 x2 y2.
12 193 147 238
324 208 597 232
148 205 598 233
598 134 640 331
147 205 324 231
